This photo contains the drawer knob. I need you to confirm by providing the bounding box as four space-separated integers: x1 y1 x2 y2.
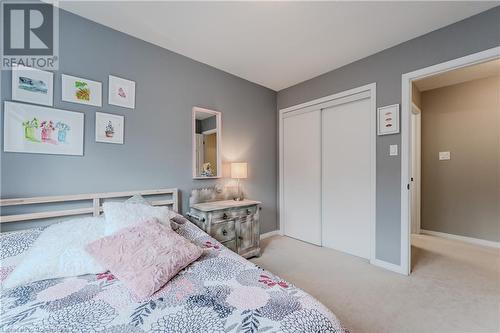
222 229 227 236
223 213 228 219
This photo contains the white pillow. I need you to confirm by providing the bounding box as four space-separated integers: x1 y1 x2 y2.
103 202 170 235
3 217 106 288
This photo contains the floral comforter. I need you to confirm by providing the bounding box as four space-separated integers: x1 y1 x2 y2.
0 221 347 333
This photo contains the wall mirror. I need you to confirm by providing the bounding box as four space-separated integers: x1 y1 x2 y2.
192 107 222 179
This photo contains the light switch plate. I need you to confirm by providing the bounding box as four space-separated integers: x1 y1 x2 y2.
389 144 398 156
439 151 451 160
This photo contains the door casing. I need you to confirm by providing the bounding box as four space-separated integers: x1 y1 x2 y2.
400 46 500 275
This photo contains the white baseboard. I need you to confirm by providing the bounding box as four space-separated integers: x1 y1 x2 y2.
420 229 500 249
260 230 281 240
370 258 408 275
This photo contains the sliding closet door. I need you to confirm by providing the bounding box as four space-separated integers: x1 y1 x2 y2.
322 98 372 259
282 109 321 245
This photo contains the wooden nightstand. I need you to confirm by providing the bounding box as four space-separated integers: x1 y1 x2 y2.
187 199 261 258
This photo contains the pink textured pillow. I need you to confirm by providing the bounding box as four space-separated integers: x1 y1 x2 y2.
85 218 202 299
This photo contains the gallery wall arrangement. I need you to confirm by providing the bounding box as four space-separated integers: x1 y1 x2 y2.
4 64 136 155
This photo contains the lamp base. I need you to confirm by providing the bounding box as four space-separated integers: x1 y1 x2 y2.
234 179 244 201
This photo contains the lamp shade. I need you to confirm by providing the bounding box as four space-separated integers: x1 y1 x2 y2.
231 162 248 179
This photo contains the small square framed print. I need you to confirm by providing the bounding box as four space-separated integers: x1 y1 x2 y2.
108 75 136 109
95 112 124 144
377 104 400 135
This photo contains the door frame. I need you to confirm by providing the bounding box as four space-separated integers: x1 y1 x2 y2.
410 102 421 235
278 82 377 263
400 46 500 275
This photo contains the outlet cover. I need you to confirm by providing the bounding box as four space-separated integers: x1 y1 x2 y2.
389 145 398 156
439 151 451 160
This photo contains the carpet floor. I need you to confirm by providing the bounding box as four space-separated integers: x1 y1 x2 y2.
250 234 500 333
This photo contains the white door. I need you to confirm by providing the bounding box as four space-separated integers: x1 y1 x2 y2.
410 107 421 234
282 109 322 245
321 97 372 259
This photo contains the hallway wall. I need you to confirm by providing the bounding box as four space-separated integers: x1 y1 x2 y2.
421 76 500 242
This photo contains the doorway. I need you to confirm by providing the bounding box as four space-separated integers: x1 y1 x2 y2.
401 47 500 275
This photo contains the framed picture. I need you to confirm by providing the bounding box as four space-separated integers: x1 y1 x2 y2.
61 74 102 107
3 101 84 156
95 112 124 144
12 65 54 106
108 75 136 109
378 104 400 135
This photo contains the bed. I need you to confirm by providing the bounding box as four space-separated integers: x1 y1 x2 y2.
0 189 347 333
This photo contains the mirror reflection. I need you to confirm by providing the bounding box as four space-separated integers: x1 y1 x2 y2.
193 108 221 178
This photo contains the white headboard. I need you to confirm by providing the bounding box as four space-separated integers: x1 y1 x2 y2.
0 188 178 225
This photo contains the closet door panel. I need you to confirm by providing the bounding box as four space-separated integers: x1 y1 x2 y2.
322 98 372 259
283 110 321 245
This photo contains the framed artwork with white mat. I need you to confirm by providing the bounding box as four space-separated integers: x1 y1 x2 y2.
62 74 102 107
95 112 124 144
108 75 136 109
3 101 84 156
12 65 54 106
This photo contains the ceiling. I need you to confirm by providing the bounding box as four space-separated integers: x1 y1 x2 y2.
414 58 500 91
54 1 499 91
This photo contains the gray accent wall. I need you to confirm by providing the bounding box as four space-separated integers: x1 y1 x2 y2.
0 8 277 233
277 7 500 265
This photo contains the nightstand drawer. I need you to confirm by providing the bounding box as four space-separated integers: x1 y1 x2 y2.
211 220 235 243
222 239 237 252
234 206 257 217
210 206 257 220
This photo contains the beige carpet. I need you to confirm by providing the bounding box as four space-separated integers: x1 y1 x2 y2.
251 234 500 333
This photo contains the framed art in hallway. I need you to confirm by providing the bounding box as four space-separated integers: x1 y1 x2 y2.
3 101 84 156
12 65 54 106
61 74 102 107
377 104 400 135
108 75 136 109
95 112 124 144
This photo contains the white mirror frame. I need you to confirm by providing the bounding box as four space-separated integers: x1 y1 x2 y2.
192 106 222 179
